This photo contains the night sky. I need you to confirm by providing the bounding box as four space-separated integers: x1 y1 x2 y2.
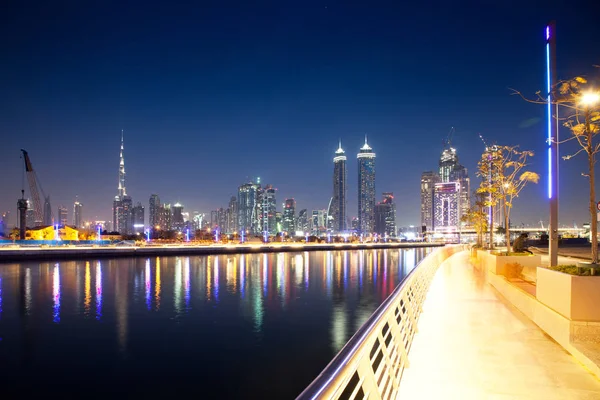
1 1 599 228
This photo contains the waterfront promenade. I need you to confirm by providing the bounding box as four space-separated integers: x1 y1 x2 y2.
398 251 600 399
0 241 442 262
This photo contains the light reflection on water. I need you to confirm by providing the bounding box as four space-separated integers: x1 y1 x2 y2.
0 248 429 398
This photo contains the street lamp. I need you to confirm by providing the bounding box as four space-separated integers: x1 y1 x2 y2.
581 92 600 106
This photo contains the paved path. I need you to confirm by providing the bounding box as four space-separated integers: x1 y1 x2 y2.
397 251 600 399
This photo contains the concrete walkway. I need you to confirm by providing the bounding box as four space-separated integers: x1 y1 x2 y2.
397 251 600 399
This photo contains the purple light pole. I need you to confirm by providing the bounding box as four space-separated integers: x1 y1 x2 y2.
546 21 559 267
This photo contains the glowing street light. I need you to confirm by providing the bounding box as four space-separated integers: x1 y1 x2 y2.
581 92 600 107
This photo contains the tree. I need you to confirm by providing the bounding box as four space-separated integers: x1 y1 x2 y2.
461 192 488 247
477 145 539 253
513 73 600 263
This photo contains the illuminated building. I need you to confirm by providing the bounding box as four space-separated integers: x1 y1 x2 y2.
58 206 68 226
132 202 145 234
113 131 130 234
420 171 439 233
283 199 296 233
451 165 471 226
120 195 133 234
439 147 458 183
149 194 161 228
172 203 185 231
73 199 83 228
433 182 459 233
161 204 172 230
26 203 35 228
238 181 262 235
275 211 282 233
357 137 376 234
262 185 277 234
228 196 238 233
311 209 327 235
332 140 347 232
43 195 52 226
351 217 358 231
374 192 397 237
297 209 308 233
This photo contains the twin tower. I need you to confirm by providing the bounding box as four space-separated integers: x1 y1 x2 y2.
331 137 376 234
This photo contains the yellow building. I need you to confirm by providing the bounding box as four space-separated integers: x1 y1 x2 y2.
25 225 80 241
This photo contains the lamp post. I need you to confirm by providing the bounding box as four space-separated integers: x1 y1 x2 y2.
581 92 600 264
545 21 560 267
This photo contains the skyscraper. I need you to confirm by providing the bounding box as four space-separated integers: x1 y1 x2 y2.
149 194 161 228
434 182 460 232
58 206 68 226
228 196 238 234
43 195 52 226
121 195 133 234
263 184 277 234
238 181 261 235
113 131 129 233
132 202 145 234
332 140 347 232
161 204 172 231
439 146 458 183
420 171 439 233
374 192 397 237
283 199 296 234
297 209 308 233
73 199 83 228
172 203 185 231
357 137 376 235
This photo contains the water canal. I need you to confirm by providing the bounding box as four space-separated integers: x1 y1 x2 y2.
0 247 431 398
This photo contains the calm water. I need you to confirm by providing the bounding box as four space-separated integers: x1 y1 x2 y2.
0 248 429 398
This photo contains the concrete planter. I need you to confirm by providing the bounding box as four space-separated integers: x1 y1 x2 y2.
477 251 541 280
537 267 600 322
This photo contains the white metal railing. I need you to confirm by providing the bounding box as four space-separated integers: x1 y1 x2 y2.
297 245 464 400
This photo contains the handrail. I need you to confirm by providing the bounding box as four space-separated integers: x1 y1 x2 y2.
297 245 464 400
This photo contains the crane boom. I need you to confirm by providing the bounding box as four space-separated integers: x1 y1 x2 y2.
21 149 43 226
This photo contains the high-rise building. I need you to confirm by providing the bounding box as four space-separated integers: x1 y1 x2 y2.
439 147 458 183
262 185 277 234
451 165 471 224
420 171 439 233
149 194 161 228
311 209 327 235
132 202 145 234
238 181 262 235
332 140 347 232
120 195 133 234
73 200 83 228
161 204 172 231
357 137 376 234
57 206 68 226
297 209 308 233
433 182 460 232
374 192 397 237
282 199 296 234
43 196 52 226
228 196 238 234
436 141 470 229
113 131 130 234
26 206 36 229
172 203 185 231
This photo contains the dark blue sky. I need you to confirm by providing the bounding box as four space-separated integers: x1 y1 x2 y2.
1 0 599 228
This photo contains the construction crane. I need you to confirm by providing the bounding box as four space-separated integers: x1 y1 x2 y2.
20 149 46 226
443 127 455 147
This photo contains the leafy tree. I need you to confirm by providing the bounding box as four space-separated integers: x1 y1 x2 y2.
461 192 488 247
477 145 539 253
513 72 600 262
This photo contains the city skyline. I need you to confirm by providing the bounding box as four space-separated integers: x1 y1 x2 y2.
1 2 599 229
